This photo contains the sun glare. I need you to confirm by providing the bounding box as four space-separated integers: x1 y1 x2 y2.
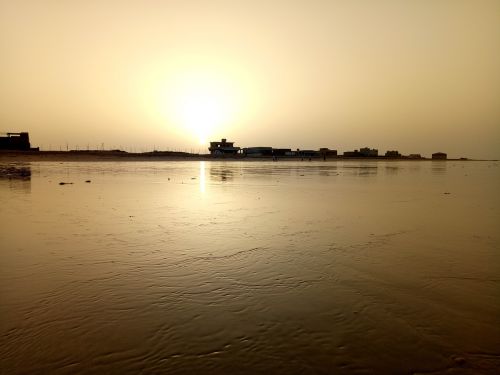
161 70 240 144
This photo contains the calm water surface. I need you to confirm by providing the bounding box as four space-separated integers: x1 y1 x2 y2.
1 160 499 374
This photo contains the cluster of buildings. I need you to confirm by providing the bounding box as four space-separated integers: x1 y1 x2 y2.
208 138 448 159
0 132 449 160
209 139 339 158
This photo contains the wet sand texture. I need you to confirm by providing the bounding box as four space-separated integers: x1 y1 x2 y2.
1 160 499 374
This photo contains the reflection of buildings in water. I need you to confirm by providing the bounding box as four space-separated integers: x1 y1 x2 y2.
408 163 422 173
209 166 234 181
0 164 32 192
357 168 377 176
385 165 400 175
431 161 447 174
343 164 378 177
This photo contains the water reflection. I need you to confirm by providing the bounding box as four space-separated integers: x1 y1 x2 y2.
210 165 234 181
0 164 31 192
199 161 206 193
432 160 447 174
343 163 378 177
385 165 400 175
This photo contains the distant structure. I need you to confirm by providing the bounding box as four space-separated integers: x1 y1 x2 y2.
298 149 319 158
204 139 438 160
343 148 378 157
343 150 360 157
385 150 401 158
0 132 38 151
432 152 447 160
359 147 378 157
208 138 240 155
273 148 293 157
319 148 338 158
243 146 273 157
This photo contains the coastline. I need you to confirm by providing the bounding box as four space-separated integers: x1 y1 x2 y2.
0 151 494 162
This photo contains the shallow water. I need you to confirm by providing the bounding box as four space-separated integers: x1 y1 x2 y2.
1 160 499 374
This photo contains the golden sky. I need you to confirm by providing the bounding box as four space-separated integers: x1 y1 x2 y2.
1 0 499 158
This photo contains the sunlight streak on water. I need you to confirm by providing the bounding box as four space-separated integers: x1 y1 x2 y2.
199 161 206 193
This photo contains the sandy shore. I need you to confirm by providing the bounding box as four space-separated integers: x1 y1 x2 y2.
0 151 485 162
0 151 216 162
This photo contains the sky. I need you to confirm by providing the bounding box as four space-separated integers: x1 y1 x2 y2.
1 0 499 158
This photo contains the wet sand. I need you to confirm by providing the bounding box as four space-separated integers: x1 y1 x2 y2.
1 160 499 374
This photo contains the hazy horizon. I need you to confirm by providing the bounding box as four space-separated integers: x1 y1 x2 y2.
1 0 499 159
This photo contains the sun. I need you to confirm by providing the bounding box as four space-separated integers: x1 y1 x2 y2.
176 86 230 144
162 71 238 144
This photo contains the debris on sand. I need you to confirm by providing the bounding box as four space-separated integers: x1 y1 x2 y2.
85 180 91 183
59 182 74 185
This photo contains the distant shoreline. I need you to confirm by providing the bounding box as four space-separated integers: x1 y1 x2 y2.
0 151 496 162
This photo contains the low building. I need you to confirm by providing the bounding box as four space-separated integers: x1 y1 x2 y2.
243 147 273 157
319 148 338 158
360 147 378 157
0 132 37 151
298 149 319 158
343 150 360 157
432 152 447 160
272 148 292 157
385 150 401 158
408 154 422 159
208 138 240 155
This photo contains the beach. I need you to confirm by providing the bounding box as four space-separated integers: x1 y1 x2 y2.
1 160 499 374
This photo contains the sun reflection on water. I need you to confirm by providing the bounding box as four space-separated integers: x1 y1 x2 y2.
199 161 206 193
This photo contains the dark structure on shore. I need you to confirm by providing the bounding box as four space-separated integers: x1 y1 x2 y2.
343 147 378 157
273 148 293 157
208 139 240 155
243 147 273 157
385 150 402 158
0 132 38 151
408 154 422 159
206 139 450 160
432 152 447 160
360 147 378 157
319 148 338 158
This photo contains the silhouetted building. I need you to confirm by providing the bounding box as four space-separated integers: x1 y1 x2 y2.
272 148 292 156
343 150 360 157
360 147 378 157
408 154 422 159
243 147 273 157
385 150 401 158
0 132 37 151
432 152 447 160
298 150 319 158
209 138 240 155
319 148 338 157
